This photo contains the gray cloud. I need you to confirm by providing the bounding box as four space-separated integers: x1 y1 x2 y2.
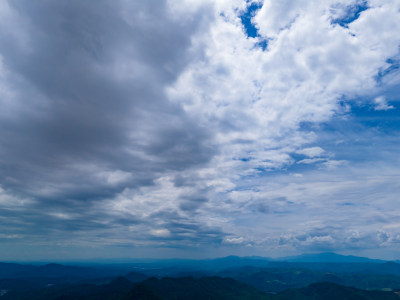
0 0 219 250
0 1 214 200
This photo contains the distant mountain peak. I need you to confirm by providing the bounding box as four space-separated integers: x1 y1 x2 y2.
278 252 385 263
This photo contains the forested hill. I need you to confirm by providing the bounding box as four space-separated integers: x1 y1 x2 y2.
2 276 400 300
2 256 400 299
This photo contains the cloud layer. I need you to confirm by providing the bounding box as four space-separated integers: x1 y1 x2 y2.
0 0 399 260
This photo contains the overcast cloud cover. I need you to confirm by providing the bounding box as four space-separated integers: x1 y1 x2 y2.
0 0 400 260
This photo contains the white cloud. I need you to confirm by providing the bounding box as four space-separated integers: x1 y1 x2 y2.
374 96 394 111
150 229 171 238
98 170 133 186
224 236 244 244
0 186 35 209
169 0 400 183
296 147 326 158
320 160 348 170
166 0 400 212
297 158 326 165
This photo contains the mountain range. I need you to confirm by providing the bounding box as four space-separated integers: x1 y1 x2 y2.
1 253 400 299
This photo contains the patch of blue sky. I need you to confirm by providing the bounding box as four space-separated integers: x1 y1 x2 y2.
246 94 400 177
383 84 400 104
240 2 262 38
254 39 268 51
339 202 356 206
235 157 252 162
299 100 400 164
240 1 269 50
351 103 400 130
331 1 369 27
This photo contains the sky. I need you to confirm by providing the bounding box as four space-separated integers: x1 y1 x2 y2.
0 0 399 261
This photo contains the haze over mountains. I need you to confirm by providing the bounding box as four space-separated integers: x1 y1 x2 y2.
1 253 400 299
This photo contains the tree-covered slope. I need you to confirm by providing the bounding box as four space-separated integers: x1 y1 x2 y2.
275 282 400 300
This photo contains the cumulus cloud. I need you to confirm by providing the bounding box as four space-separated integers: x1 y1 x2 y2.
224 237 245 244
297 158 326 165
296 147 326 158
150 229 171 238
374 96 394 111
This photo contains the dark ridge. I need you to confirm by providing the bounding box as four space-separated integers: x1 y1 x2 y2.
125 271 150 283
276 281 400 300
136 276 273 300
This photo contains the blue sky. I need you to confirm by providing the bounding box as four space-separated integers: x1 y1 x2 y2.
0 0 399 261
